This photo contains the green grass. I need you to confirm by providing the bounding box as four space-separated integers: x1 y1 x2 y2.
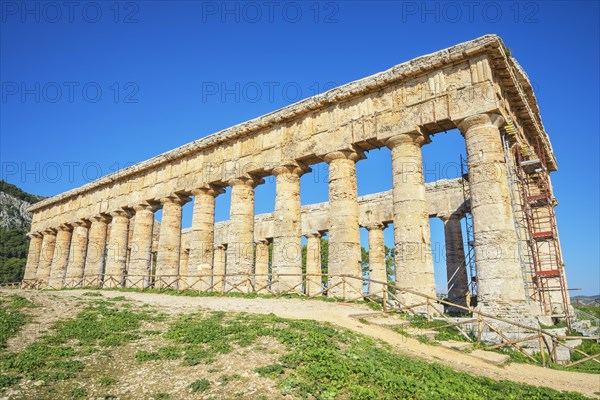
575 305 600 320
255 363 285 378
96 375 118 386
153 311 589 399
189 378 210 393
0 299 162 390
568 339 600 374
0 294 35 348
393 315 475 343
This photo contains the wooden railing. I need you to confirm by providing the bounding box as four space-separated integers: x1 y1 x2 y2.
7 273 600 369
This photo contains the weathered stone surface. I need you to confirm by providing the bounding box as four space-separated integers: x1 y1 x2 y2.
48 225 72 288
104 210 130 288
22 35 567 324
36 229 57 284
65 221 89 281
440 213 469 308
458 114 529 316
226 178 260 292
23 233 42 280
325 150 363 299
386 132 436 310
305 233 322 296
83 215 109 283
366 223 386 296
156 195 189 287
188 187 221 290
272 165 304 292
127 204 158 288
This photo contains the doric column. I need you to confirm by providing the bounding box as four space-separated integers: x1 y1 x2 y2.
48 224 73 289
272 164 307 293
366 223 387 296
36 228 57 286
188 186 223 291
226 177 262 292
104 210 131 288
213 245 226 293
127 203 158 288
155 194 190 288
458 113 530 315
439 213 469 308
305 233 322 296
64 221 89 286
385 131 437 310
180 248 190 284
324 150 363 299
255 239 269 293
83 215 110 285
23 232 43 282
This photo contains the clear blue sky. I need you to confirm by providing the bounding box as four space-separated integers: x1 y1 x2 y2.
1 1 598 295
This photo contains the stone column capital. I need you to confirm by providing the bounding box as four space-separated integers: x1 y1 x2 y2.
304 232 322 239
364 222 387 231
457 113 505 133
133 202 160 213
437 212 464 222
43 228 57 236
255 238 270 245
90 214 111 223
28 231 43 239
109 209 133 219
160 193 191 206
384 129 430 149
322 148 365 164
227 176 264 188
57 223 73 232
192 184 225 198
215 244 226 250
271 162 311 177
72 220 90 229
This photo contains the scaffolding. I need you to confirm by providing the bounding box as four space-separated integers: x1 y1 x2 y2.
502 123 571 325
459 155 477 296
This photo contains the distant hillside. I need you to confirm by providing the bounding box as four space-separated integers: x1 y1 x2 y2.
571 295 600 306
0 180 46 283
0 180 45 228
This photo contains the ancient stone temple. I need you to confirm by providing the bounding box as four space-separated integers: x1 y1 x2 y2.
23 35 571 321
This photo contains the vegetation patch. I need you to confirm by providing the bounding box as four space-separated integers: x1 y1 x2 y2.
0 299 162 390
189 378 210 393
154 311 588 399
0 294 34 348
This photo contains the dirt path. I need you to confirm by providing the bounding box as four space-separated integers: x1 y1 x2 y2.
8 289 600 398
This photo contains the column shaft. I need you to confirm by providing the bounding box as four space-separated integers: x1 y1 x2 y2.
305 234 322 296
83 216 109 286
387 132 437 309
442 215 469 307
188 187 220 291
65 222 89 286
255 240 269 293
105 211 130 288
272 166 304 292
459 113 529 315
325 151 362 299
23 233 43 282
213 245 226 293
226 178 258 292
367 224 387 296
156 195 189 288
48 225 73 288
36 230 57 286
127 205 156 288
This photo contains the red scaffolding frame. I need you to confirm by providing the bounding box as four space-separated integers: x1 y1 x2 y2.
514 136 571 323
